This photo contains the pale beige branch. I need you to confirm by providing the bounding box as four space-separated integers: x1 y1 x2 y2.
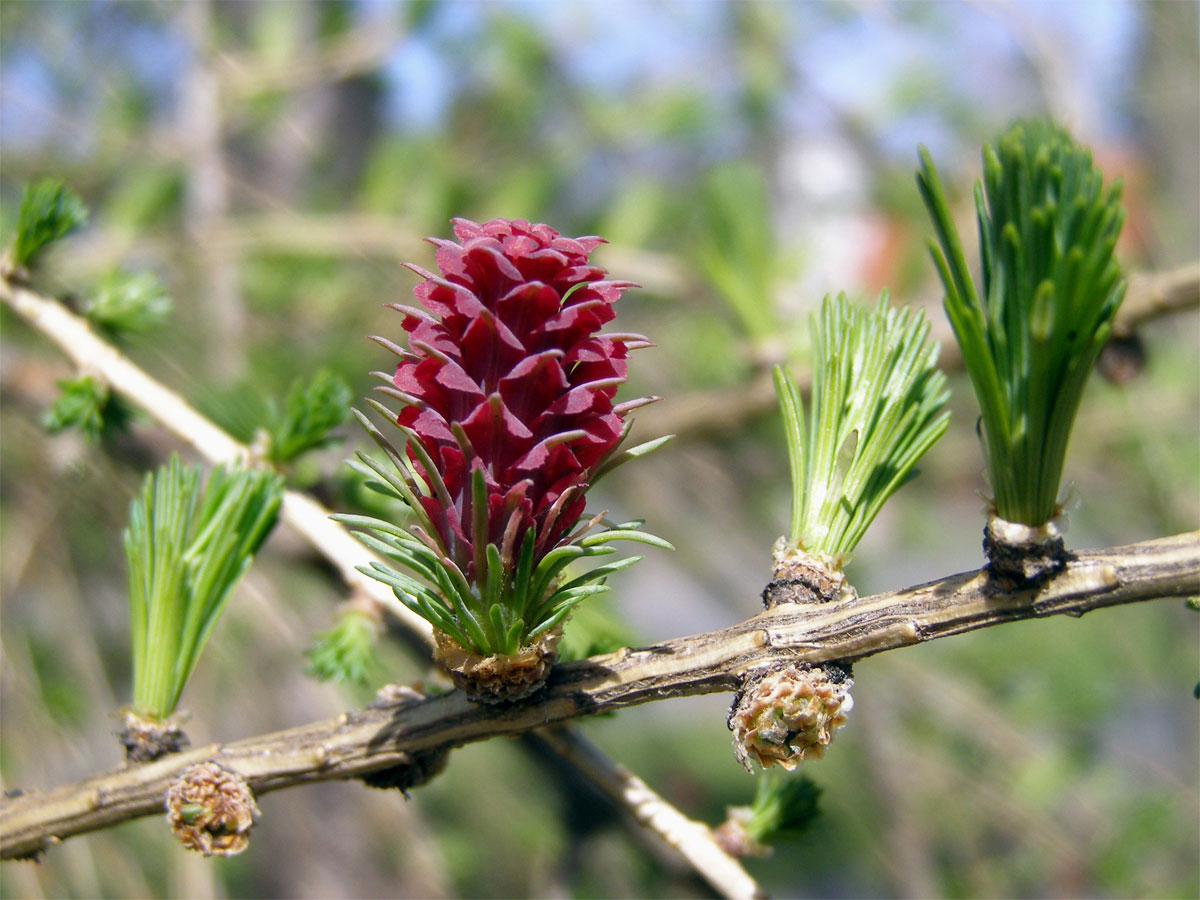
0 274 428 636
1115 259 1200 334
532 729 766 900
216 16 406 99
2 530 1196 860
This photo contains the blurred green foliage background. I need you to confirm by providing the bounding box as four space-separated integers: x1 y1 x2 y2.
1 2 1196 898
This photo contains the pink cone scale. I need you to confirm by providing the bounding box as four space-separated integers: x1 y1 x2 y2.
395 218 653 564
344 218 670 696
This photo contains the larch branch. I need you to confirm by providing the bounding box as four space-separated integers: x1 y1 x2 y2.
3 530 1196 860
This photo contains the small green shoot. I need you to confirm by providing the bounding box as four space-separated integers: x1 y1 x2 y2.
306 608 379 685
742 774 822 846
12 179 88 269
125 456 283 720
775 293 950 561
265 369 352 464
85 270 173 338
41 376 109 442
917 120 1125 525
41 375 137 442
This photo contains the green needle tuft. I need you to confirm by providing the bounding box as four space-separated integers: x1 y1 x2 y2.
11 178 88 269
917 120 1125 526
126 456 283 720
775 293 950 562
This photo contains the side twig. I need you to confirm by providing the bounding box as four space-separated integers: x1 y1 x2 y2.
2 529 1196 860
532 729 766 900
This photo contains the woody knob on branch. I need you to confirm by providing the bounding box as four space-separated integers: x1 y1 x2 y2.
340 218 671 703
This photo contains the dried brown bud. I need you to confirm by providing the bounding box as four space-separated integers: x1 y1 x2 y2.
1097 332 1146 384
360 747 450 794
729 664 853 772
166 762 259 857
433 626 562 704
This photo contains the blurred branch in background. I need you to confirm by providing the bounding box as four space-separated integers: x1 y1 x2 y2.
216 7 406 100
1116 260 1200 332
52 201 1199 449
179 0 243 379
641 259 1198 444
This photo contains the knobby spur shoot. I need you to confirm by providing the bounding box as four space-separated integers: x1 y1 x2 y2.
734 292 949 772
917 120 1125 581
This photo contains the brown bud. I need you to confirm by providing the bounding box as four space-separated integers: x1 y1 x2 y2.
729 664 853 772
1097 332 1146 384
166 762 259 857
360 747 450 795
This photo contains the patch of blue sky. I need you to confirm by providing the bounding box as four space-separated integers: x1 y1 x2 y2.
0 52 62 151
796 9 919 112
536 0 726 91
116 16 190 105
1011 0 1140 138
1 3 188 154
381 38 453 132
786 0 1139 162
375 0 730 131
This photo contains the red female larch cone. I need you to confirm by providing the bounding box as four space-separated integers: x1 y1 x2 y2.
166 762 259 857
380 217 656 701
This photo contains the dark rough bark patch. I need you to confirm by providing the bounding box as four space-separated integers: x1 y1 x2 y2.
983 515 1072 588
359 747 450 794
763 550 848 607
118 711 190 763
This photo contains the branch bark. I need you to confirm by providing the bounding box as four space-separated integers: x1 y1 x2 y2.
3 530 1196 860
